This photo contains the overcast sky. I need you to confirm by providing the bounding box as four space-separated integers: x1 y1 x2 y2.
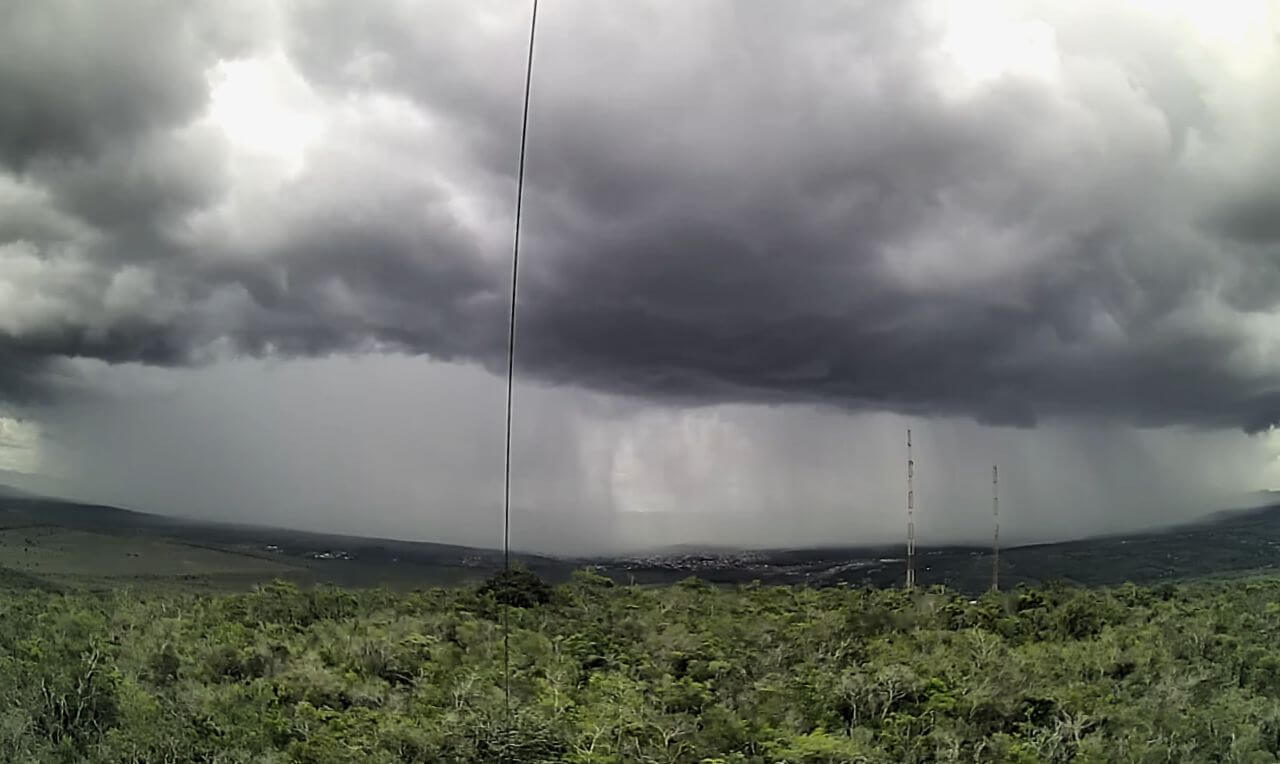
2 0 1280 554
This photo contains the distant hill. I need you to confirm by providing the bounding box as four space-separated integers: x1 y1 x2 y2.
0 483 39 499
0 488 571 590
595 503 1280 591
4 484 1280 593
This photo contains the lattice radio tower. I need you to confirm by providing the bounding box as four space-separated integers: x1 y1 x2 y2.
992 464 1000 592
906 428 916 590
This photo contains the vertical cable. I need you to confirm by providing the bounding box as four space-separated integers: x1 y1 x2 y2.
503 0 539 726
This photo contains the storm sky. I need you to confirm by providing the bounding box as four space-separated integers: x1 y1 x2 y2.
3 0 1280 553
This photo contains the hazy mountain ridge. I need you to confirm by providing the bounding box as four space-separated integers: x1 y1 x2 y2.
4 484 1280 592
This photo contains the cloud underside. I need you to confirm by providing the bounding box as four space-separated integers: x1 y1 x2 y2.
3 0 1280 430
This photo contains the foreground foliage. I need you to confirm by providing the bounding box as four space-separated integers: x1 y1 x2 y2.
2 570 1280 761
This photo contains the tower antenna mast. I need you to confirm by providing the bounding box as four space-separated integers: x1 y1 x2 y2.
906 429 916 590
992 464 1000 592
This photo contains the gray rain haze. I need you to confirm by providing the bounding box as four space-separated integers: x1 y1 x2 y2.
2 0 1280 553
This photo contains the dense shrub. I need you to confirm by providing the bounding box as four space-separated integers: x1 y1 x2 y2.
477 567 554 608
0 574 1276 760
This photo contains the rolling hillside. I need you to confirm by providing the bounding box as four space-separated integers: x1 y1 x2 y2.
4 484 1280 593
0 488 568 591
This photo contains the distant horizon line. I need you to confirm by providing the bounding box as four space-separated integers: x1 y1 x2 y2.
4 476 1277 561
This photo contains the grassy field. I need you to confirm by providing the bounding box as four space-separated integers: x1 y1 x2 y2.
0 524 513 592
0 526 303 583
0 494 536 591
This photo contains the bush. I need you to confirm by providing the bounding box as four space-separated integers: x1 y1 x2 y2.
0 569 1275 760
478 567 554 608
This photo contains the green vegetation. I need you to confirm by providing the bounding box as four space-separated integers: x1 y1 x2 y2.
4 570 1280 761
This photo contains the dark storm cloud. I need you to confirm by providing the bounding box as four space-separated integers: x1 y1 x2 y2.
0 0 260 166
3 0 1280 430
1215 189 1280 245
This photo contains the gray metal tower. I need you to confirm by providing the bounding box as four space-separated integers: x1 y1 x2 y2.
906 428 916 590
992 464 1000 592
